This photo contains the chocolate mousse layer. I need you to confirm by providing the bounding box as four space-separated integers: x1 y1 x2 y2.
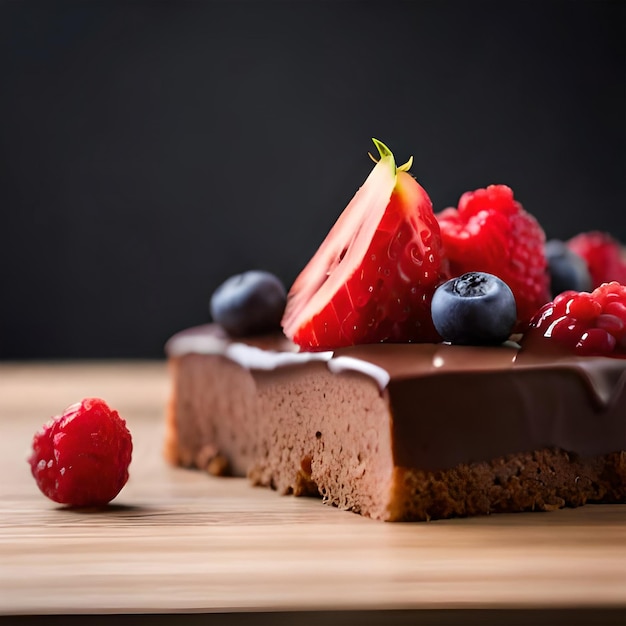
165 324 626 521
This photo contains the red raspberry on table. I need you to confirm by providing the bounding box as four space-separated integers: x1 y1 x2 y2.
28 398 133 507
566 231 626 288
522 281 626 358
436 184 550 330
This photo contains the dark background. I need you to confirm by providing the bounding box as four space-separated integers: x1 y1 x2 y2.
1 0 624 359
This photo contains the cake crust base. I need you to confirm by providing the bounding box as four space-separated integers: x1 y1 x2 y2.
388 448 625 522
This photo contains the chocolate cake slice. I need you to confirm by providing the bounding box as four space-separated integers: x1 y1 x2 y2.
164 324 626 521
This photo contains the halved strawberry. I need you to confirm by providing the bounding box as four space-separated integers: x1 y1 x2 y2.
282 139 448 351
436 185 549 330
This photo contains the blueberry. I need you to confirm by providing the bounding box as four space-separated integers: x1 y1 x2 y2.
431 272 517 345
210 270 287 337
545 239 592 297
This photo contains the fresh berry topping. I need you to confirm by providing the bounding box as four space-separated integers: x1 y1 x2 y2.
545 239 592 297
210 270 287 337
436 184 549 330
566 231 626 288
430 272 517 345
282 139 449 350
522 281 626 358
29 398 133 507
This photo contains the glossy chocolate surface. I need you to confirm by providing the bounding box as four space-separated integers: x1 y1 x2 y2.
167 324 626 470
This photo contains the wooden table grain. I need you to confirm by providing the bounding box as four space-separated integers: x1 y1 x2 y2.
0 362 624 625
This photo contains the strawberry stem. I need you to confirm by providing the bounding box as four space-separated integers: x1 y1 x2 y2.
372 138 393 161
368 138 413 173
398 155 413 172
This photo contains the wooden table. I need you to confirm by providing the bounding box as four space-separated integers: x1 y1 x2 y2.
1 362 624 625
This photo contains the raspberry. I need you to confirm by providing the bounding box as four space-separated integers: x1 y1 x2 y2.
567 231 626 288
522 281 626 358
437 184 550 330
29 398 133 507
